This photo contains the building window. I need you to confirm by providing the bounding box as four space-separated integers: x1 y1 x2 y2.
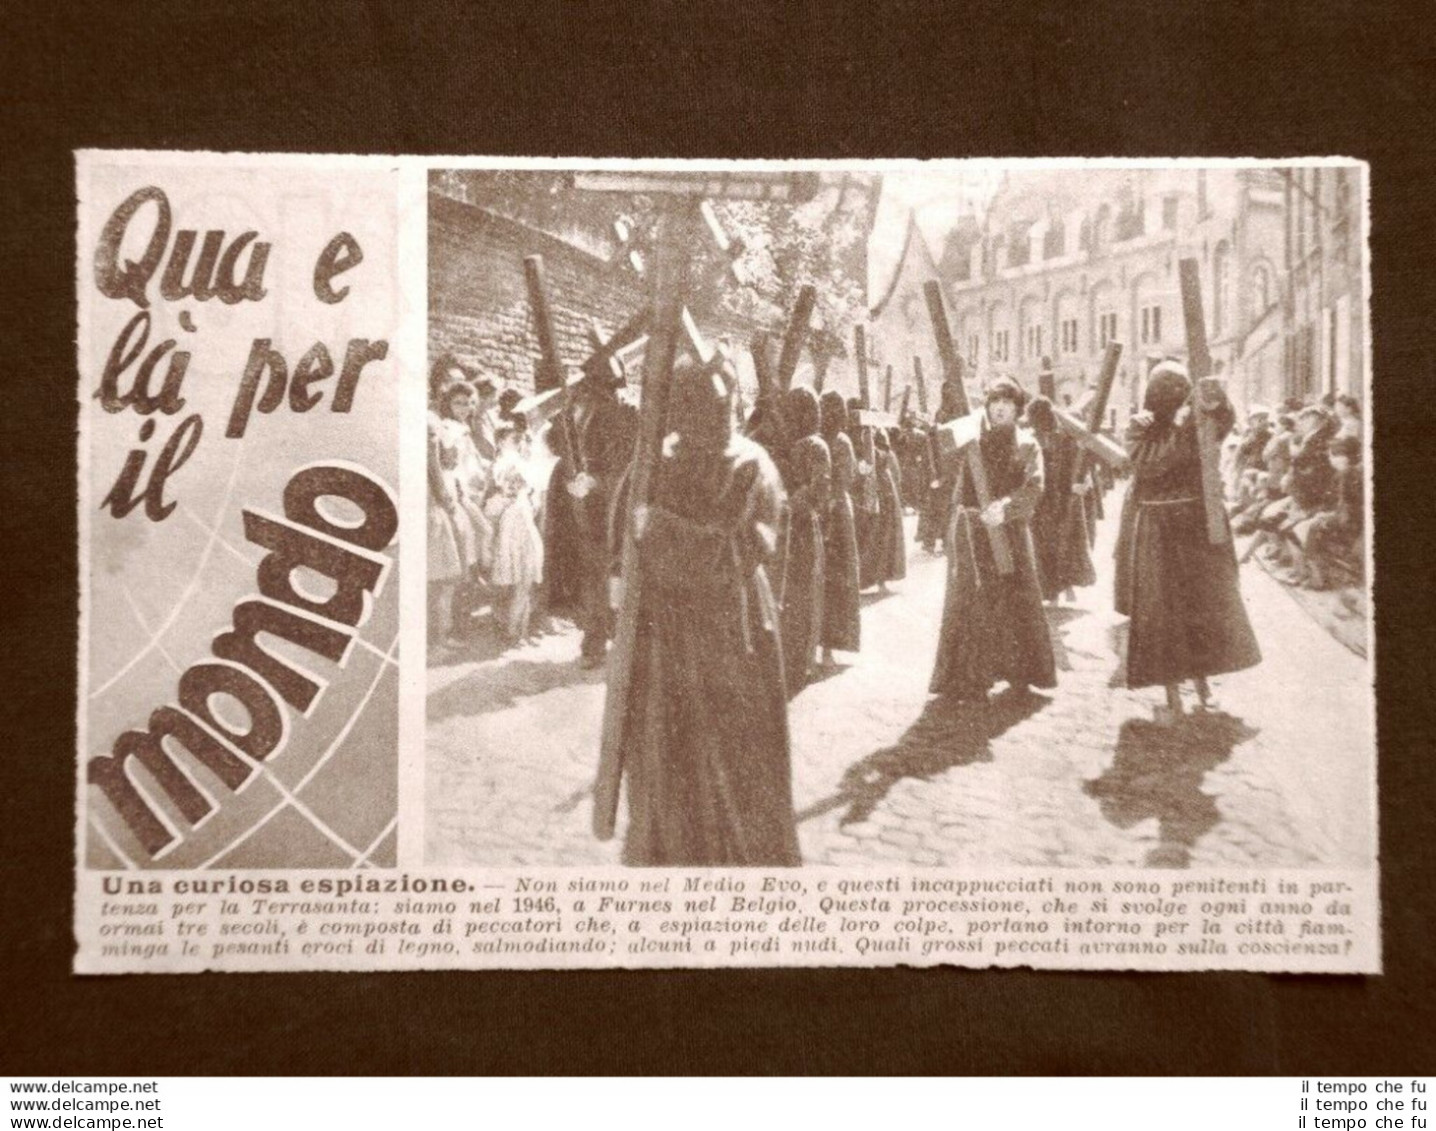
1213 242 1232 337
967 334 979 365
1116 197 1145 242
1295 170 1307 259
993 330 1010 362
1162 195 1179 231
1008 222 1032 268
1098 311 1118 349
1251 263 1272 318
1061 317 1079 354
1092 212 1110 255
1025 324 1043 359
1043 219 1066 260
1140 304 1162 345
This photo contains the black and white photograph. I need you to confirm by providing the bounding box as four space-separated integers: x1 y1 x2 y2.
422 161 1374 905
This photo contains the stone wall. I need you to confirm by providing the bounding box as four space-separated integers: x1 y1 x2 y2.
428 193 762 399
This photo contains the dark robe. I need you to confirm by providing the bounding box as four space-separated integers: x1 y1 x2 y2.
1032 426 1096 599
930 422 1057 699
866 445 907 584
852 430 883 589
918 399 960 549
621 435 801 867
542 452 584 618
546 394 637 658
1288 421 1337 513
916 431 953 550
897 425 927 510
779 434 829 696
1114 403 1261 690
821 431 862 652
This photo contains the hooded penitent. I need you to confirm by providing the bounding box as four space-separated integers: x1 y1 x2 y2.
816 389 861 652
621 361 798 867
1113 360 1260 688
1025 395 1095 599
777 384 830 695
1143 362 1192 426
929 372 1055 700
783 385 821 443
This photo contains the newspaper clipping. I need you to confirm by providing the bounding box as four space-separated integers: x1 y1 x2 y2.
75 153 1378 974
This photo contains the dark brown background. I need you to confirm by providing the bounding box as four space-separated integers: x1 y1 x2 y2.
3 0 1433 1075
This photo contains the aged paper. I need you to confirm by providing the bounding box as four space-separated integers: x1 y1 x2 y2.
75 154 1377 973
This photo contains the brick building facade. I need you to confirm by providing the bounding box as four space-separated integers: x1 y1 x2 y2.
869 166 1290 423
1281 164 1365 406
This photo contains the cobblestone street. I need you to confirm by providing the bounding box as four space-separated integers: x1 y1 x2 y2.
426 492 1374 871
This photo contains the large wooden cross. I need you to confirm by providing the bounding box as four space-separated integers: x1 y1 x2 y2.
912 355 929 417
924 279 1013 574
854 323 871 409
776 284 817 393
578 170 819 842
1178 256 1230 545
1055 340 1128 472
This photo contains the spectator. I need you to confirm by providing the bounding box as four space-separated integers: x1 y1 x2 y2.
1334 393 1362 441
1301 435 1364 590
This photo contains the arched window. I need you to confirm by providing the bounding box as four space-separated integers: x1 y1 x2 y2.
1092 206 1111 255
1213 241 1232 336
1251 263 1272 320
1043 217 1066 260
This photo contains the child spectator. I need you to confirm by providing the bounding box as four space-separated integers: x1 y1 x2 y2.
437 379 494 638
1301 435 1364 590
485 426 545 643
427 410 465 648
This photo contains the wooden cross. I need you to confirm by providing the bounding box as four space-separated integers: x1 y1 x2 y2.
523 255 567 394
750 330 778 400
883 363 894 413
1057 340 1128 472
578 170 818 842
857 408 898 429
854 324 871 409
924 281 969 410
925 279 1013 574
776 284 817 392
583 307 652 387
1178 257 1230 545
699 200 748 288
912 355 929 417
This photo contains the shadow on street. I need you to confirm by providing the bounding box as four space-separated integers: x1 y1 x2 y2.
1083 710 1260 868
798 686 1051 827
426 654 606 723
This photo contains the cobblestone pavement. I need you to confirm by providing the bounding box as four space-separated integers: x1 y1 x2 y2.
426 488 1375 870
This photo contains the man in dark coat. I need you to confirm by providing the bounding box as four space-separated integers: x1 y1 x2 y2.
620 362 801 867
778 386 829 697
917 379 964 552
930 377 1057 702
847 396 883 590
1026 395 1096 602
547 370 638 668
870 429 908 591
818 390 862 666
896 413 928 511
1114 362 1261 722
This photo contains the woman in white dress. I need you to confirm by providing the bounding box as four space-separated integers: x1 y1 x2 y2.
435 380 494 640
484 426 546 643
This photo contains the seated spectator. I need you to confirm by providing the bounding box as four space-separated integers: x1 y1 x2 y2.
1233 413 1294 538
1228 405 1272 507
1301 435 1364 589
1334 393 1362 440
